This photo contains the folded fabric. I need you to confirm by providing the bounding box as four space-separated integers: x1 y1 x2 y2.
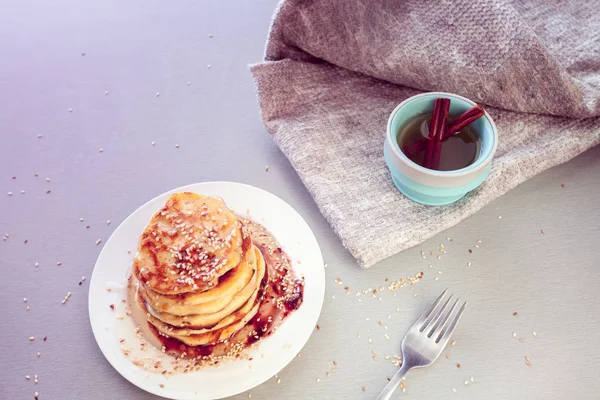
251 0 600 268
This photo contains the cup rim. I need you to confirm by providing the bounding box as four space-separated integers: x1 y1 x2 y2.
386 92 498 178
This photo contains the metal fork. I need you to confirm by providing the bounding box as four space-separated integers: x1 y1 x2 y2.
375 290 467 400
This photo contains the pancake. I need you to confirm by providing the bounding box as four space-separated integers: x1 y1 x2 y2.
132 192 246 295
142 246 265 329
139 243 257 316
138 247 266 345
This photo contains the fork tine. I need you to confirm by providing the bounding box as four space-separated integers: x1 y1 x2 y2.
428 297 459 338
421 293 453 333
414 289 447 331
436 301 468 343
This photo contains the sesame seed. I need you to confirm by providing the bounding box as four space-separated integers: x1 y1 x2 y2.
541 229 545 234
316 378 320 383
151 141 155 146
277 378 281 384
29 336 35 341
446 354 450 359
452 388 457 393
105 91 109 95
467 262 472 267
533 332 537 336
331 295 335 299
464 380 469 385
26 306 30 310
207 64 212 69
34 262 39 267
513 312 518 316
23 297 27 302
106 220 111 225
45 177 50 182
37 352 40 357
156 92 160 97
175 144 180 148
26 375 30 380
248 394 252 398
451 340 456 346
99 148 103 153
470 376 474 382
209 34 213 38
333 360 338 365
498 215 502 219
68 108 73 112
96 239 102 245
7 192 12 196
187 82 191 86
21 190 25 194
362 386 366 391
35 392 38 397
356 334 360 339
265 165 269 172
57 262 62 266
513 332 517 338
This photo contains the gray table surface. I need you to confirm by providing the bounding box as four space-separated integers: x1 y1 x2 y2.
1 1 600 399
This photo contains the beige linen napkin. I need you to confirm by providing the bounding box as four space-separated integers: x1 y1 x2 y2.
251 0 600 268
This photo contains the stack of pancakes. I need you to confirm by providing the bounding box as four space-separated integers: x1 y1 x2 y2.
133 192 266 346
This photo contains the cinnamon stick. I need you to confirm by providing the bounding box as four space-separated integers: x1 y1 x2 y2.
401 104 485 159
423 98 450 169
429 98 450 170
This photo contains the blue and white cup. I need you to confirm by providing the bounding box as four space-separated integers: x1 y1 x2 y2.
384 92 498 206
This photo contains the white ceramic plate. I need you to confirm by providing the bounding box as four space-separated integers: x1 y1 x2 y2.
88 182 325 399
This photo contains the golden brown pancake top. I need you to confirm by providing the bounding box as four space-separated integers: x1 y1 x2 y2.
133 192 245 295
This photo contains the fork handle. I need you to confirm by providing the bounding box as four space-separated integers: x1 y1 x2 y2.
374 363 410 400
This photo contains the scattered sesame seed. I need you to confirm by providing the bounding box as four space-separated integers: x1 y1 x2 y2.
456 363 461 368
187 82 191 86
326 372 330 377
26 306 30 311
452 388 457 393
437 255 441 260
151 141 155 146
331 295 335 299
99 148 103 153
356 334 360 339
61 292 72 304
451 340 456 346
96 239 102 245
34 262 39 267
45 177 50 182
29 336 35 341
368 338 372 344
513 312 518 316
209 34 213 38
362 386 366 392
207 64 212 69
434 276 439 281
470 377 474 382
21 190 25 194
105 91 109 95
248 394 252 398
498 215 502 219
533 332 537 336
23 297 27 302
467 262 472 267
464 380 469 385
7 192 12 196
541 229 545 234
106 220 111 225
396 307 400 312
35 391 38 397
26 375 30 380
446 354 450 359
159 384 164 388
82 276 86 282
333 360 338 366
316 378 320 383
68 108 73 112
265 165 269 172
513 332 517 338
277 378 281 384
37 352 40 357
156 92 160 97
